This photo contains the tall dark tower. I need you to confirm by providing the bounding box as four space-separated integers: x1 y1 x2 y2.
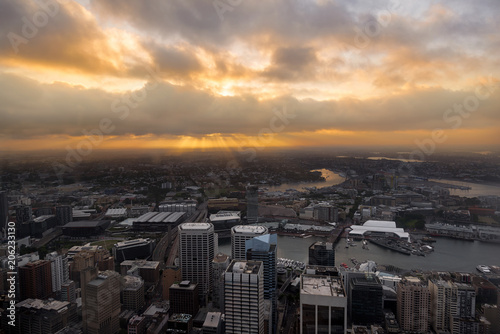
0 191 8 237
246 185 259 224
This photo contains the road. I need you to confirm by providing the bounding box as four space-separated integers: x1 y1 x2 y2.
152 201 208 268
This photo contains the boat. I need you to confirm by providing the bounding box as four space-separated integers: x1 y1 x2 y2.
477 265 491 274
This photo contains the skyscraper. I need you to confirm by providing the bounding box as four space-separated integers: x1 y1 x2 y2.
178 222 215 304
83 271 121 334
308 241 335 267
224 260 264 334
45 251 69 293
300 274 347 334
122 275 145 312
246 185 259 223
0 191 8 236
19 260 53 300
56 205 73 226
212 253 230 310
231 225 268 261
451 283 479 334
246 234 278 334
429 279 455 333
349 274 384 326
397 277 431 333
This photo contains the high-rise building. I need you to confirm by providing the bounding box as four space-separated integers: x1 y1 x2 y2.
231 225 268 261
349 274 384 326
16 205 32 223
45 251 69 293
397 277 430 333
246 234 278 334
300 274 347 334
212 253 230 310
313 205 338 222
308 241 335 267
246 185 259 223
162 266 182 300
169 281 200 316
61 280 76 303
55 205 72 226
16 298 78 334
224 260 264 334
429 279 455 332
178 222 215 304
451 282 479 334
122 275 145 312
83 270 121 334
0 191 8 236
19 260 53 300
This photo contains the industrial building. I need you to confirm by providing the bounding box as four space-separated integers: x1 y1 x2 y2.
348 220 410 241
209 211 241 230
61 220 110 237
113 238 155 263
132 211 186 231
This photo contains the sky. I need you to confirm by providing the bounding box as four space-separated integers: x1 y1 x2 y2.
0 0 499 153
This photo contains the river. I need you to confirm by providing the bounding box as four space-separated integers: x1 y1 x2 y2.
218 235 500 273
429 178 500 198
266 169 345 192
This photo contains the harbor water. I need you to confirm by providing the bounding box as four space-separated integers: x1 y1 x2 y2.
218 235 500 273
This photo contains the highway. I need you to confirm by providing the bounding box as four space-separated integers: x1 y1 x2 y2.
152 201 208 268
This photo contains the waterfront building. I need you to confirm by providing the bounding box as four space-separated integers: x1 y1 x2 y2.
231 225 268 260
348 220 410 241
224 260 265 334
300 274 347 334
178 222 216 304
308 241 335 267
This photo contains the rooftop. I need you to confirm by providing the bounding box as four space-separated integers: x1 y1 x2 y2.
203 312 222 328
179 222 213 231
114 238 152 248
16 298 71 311
228 260 262 275
301 275 345 297
120 260 160 269
232 225 268 234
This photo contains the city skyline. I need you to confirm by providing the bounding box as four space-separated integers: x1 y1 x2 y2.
1 0 499 153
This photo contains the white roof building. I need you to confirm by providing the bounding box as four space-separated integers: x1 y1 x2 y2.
348 220 410 241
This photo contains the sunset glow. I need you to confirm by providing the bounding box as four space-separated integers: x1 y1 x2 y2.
1 0 499 152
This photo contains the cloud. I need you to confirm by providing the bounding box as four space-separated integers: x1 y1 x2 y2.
0 72 498 141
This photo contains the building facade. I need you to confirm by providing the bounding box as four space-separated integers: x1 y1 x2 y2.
224 260 264 334
178 222 216 304
397 277 430 333
308 241 335 267
231 225 268 261
300 274 347 334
